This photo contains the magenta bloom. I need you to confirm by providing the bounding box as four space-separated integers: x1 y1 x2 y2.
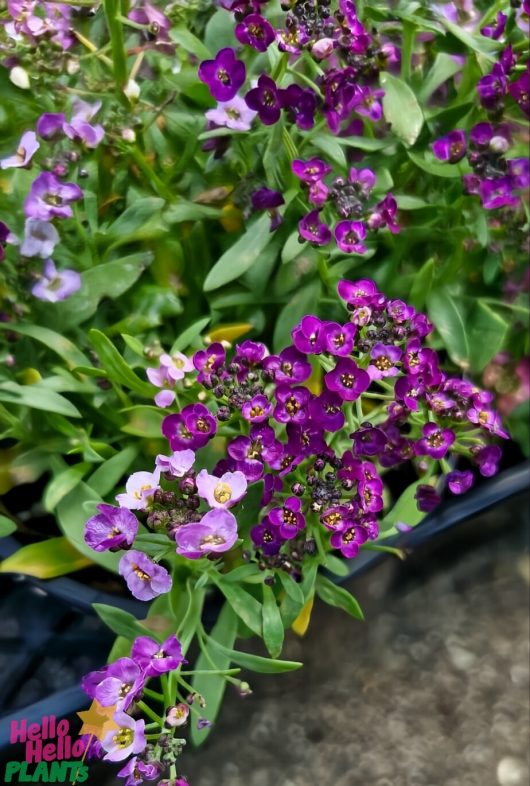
199 48 246 101
447 470 474 495
119 550 172 601
337 278 379 306
334 220 367 254
131 634 184 676
415 484 442 513
322 322 357 356
235 13 275 51
36 113 66 139
475 445 502 477
299 210 332 245
415 422 455 459
367 343 402 380
31 259 81 303
102 712 146 762
251 516 284 555
330 525 369 558
196 469 247 508
118 756 160 786
325 358 370 401
242 394 272 423
175 508 238 559
162 403 217 451
309 391 345 432
292 158 332 184
292 315 325 354
245 75 282 125
273 384 311 424
24 172 83 221
269 496 305 539
263 346 312 384
432 129 467 163
509 70 530 118
84 504 138 552
251 187 284 211
0 130 39 169
479 178 519 210
369 194 400 234
481 11 507 39
278 84 317 130
95 657 145 711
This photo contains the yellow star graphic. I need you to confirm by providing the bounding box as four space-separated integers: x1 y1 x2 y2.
77 700 119 741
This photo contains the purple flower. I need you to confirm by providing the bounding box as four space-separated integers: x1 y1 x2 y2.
509 70 530 118
469 122 495 149
349 167 376 197
292 158 332 184
118 756 160 786
162 403 217 451
227 425 281 481
334 220 367 254
36 113 66 139
245 75 282 125
308 179 329 207
277 22 310 54
388 299 415 323
199 48 246 101
119 550 172 601
447 470 474 495
131 634 184 676
467 403 509 438
235 13 275 51
155 449 195 478
309 391 345 432
166 703 190 728
251 187 284 210
368 194 400 234
508 158 530 190
84 504 138 552
298 210 332 245
368 343 402 380
263 346 311 384
273 384 311 424
337 278 380 307
358 477 384 513
0 130 39 169
251 516 283 555
175 508 238 559
31 259 81 302
292 315 325 354
321 321 356 356
479 178 519 210
24 172 83 221
325 358 370 401
20 219 59 258
102 712 146 762
355 86 384 121
242 394 272 423
116 469 161 510
193 342 225 383
432 130 467 163
481 11 507 39
95 657 145 711
330 525 369 558
415 422 455 459
147 351 193 407
415 484 441 513
320 505 353 532
474 445 502 477
278 84 318 130
62 100 104 148
196 469 247 508
269 497 305 539
351 425 387 457
0 222 9 262
205 96 257 130
477 64 507 111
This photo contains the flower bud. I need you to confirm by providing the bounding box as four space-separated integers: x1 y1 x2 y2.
10 66 30 90
166 703 190 728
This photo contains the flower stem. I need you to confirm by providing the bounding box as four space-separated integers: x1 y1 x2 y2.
104 0 129 99
137 700 164 726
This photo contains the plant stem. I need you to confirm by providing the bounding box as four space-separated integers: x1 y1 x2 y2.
137 700 164 726
143 687 165 702
129 146 174 202
401 22 415 83
104 0 129 99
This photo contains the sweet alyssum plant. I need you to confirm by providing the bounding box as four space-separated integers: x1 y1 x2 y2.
81 278 508 784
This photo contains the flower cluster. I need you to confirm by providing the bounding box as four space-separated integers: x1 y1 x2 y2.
81 633 190 785
433 123 529 210
0 99 105 302
3 1 76 50
293 157 399 252
477 45 529 121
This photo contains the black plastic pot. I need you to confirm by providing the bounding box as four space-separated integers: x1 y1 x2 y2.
0 461 528 751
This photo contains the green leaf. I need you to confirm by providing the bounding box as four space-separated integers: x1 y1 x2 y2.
427 289 470 369
87 445 139 497
206 636 303 674
165 202 222 223
0 515 16 537
315 575 364 621
204 214 273 291
236 480 264 533
89 329 154 396
0 381 81 417
121 334 145 357
410 257 435 310
121 406 165 438
190 603 238 747
394 195 431 210
210 573 263 637
170 26 212 60
380 72 423 146
262 584 285 659
323 554 349 577
0 323 90 369
408 151 469 178
51 252 153 328
439 17 500 58
0 537 91 578
380 479 427 533
467 301 508 372
104 197 165 240
170 317 211 353
44 463 91 512
93 603 155 641
311 133 347 169
418 52 462 101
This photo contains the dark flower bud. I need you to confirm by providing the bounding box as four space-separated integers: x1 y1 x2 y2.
314 458 326 472
180 475 197 495
186 495 200 510
264 575 275 586
291 482 306 496
304 538 317 555
217 405 231 421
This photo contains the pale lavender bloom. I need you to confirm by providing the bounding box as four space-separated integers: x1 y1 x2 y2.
155 449 195 477
84 503 138 552
205 96 257 131
131 634 184 676
31 259 81 302
0 130 39 169
101 711 146 762
119 550 172 601
24 172 83 221
63 99 105 147
95 657 145 710
20 219 59 258
147 352 193 408
175 509 239 559
36 113 66 139
116 469 161 510
196 469 247 508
